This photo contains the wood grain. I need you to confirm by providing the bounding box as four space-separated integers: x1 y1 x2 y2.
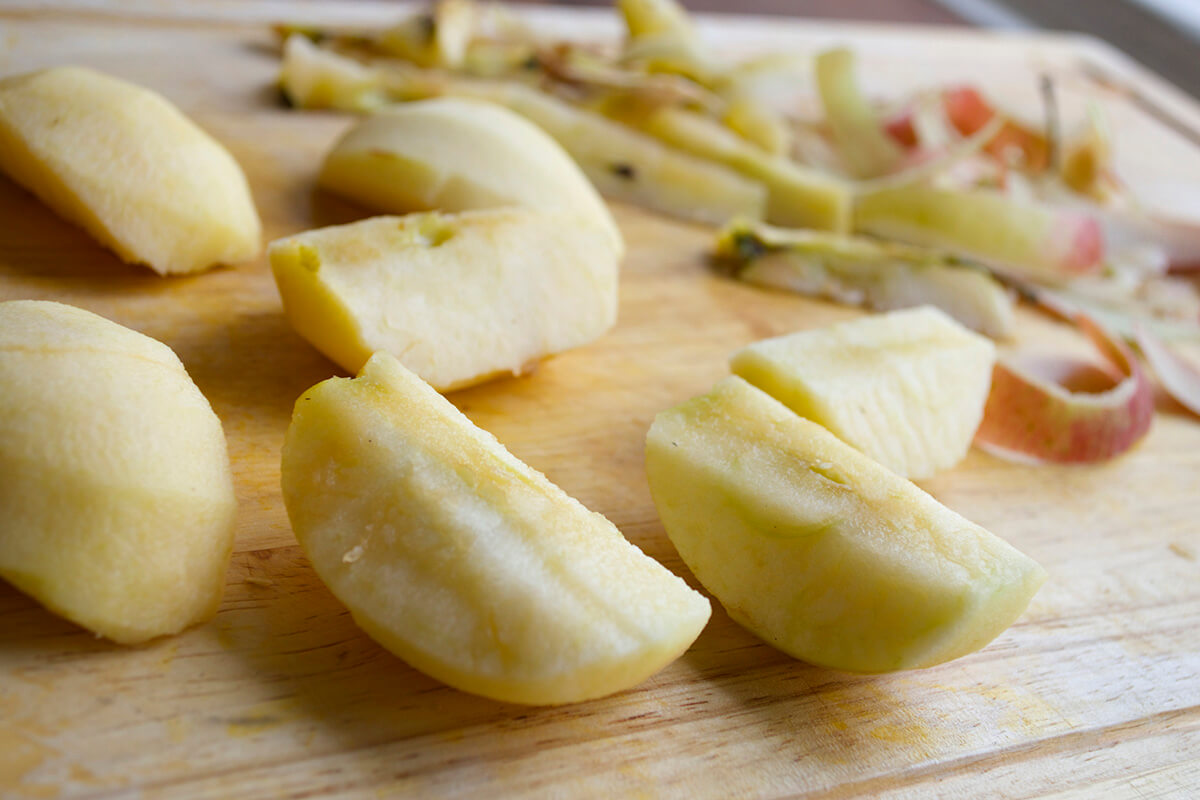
1 3 1199 798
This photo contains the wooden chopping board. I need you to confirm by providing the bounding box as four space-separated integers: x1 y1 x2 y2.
2 2 1199 797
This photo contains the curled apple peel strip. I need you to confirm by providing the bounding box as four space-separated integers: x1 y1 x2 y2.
974 313 1154 463
1135 325 1200 418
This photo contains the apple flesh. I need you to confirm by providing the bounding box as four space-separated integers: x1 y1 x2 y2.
0 301 237 644
319 97 623 253
282 352 711 704
0 66 260 275
270 208 619 391
731 307 996 479
645 376 1047 673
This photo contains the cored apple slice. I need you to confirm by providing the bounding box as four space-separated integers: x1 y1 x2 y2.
974 314 1154 463
731 307 996 480
269 208 618 391
282 353 711 705
645 376 1047 673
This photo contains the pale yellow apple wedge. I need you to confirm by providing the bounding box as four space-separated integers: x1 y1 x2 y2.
731 307 996 479
0 301 237 644
0 66 260 275
282 353 711 705
269 208 619 391
645 377 1046 673
318 97 622 252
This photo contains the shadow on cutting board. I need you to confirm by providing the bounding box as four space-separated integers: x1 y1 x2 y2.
213 546 521 741
676 604 956 768
0 173 159 283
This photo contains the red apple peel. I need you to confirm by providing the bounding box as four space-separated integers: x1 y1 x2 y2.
975 314 1154 463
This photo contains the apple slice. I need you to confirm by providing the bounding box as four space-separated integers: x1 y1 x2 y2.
270 208 618 391
715 219 1014 338
854 184 1104 284
282 353 711 705
0 66 260 275
974 314 1154 463
318 97 622 252
645 376 1047 673
0 301 236 644
731 307 996 479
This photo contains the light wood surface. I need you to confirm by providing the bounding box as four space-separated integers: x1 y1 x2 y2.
2 3 1199 798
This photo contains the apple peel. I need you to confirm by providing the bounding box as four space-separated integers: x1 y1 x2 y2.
815 47 904 179
853 184 1105 285
885 86 1049 173
1135 325 1200 418
975 314 1153 463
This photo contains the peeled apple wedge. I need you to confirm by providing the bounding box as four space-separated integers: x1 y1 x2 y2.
270 208 619 391
645 377 1046 673
0 301 237 644
0 66 260 275
281 353 711 705
731 307 996 479
318 98 622 253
